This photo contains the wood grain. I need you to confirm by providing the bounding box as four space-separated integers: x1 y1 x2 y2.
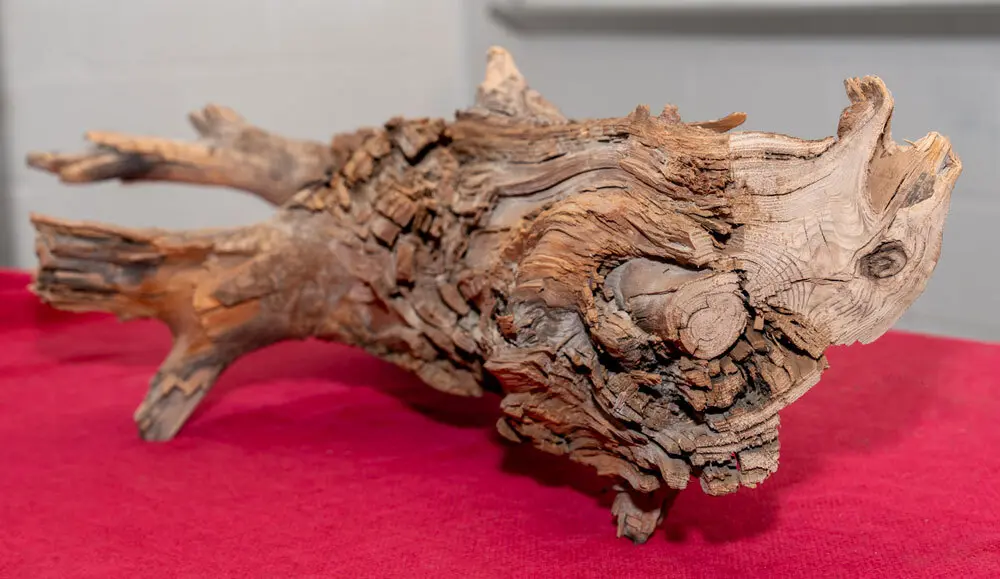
26 46 961 543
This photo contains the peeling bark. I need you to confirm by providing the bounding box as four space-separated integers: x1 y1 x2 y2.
26 47 961 543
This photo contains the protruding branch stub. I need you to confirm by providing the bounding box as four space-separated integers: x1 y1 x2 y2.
607 260 747 359
473 46 567 124
26 104 335 206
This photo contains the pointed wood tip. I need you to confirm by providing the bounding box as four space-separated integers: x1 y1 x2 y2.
844 75 891 105
482 45 526 94
26 151 58 171
28 212 59 227
689 112 747 133
629 104 651 121
837 75 895 142
473 46 566 124
659 104 682 123
188 104 245 138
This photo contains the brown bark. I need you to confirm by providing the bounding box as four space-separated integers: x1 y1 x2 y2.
26 47 961 543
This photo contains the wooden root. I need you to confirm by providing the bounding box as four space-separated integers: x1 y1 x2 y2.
27 104 336 206
26 46 961 541
32 215 283 440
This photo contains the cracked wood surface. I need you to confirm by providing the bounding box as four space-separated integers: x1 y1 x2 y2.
26 46 960 543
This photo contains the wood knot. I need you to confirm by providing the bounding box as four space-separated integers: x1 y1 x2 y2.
606 259 748 359
859 240 907 279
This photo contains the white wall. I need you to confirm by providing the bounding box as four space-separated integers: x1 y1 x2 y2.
0 0 468 268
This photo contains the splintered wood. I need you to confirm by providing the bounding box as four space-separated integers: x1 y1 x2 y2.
26 46 960 543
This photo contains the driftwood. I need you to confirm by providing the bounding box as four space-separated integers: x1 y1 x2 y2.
26 47 960 543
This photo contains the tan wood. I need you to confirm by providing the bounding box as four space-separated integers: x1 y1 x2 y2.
26 47 960 543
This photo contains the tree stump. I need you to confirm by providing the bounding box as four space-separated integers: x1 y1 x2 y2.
25 47 961 543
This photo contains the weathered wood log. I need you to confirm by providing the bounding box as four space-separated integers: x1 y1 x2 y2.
26 47 960 543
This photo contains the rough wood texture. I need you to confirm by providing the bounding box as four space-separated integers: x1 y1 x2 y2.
26 47 960 543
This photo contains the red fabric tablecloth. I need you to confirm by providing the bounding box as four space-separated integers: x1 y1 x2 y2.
1 270 998 578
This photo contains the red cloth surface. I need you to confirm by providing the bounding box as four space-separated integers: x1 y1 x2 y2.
1 269 998 578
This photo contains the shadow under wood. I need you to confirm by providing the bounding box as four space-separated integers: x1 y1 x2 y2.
31 317 501 432
663 332 951 544
500 333 950 544
201 340 504 431
30 313 947 544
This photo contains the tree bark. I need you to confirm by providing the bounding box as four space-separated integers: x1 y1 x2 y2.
26 46 961 543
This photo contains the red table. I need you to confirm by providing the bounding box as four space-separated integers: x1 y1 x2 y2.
1 270 998 578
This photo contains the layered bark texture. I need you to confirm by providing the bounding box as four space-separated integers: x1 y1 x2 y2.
27 47 961 543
